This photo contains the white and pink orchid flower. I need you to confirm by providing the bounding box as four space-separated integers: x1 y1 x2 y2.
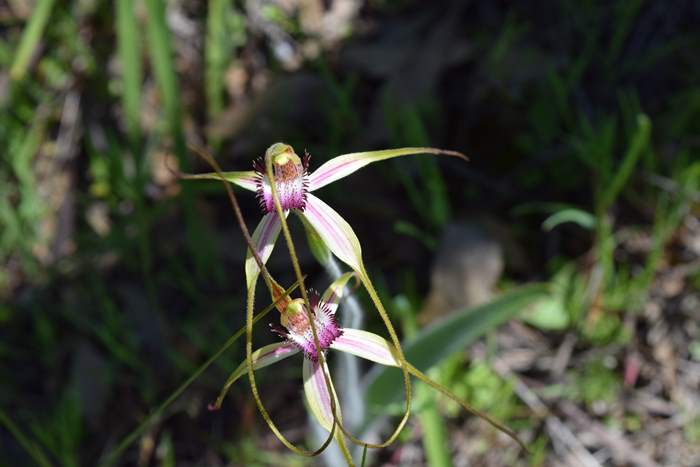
219 272 400 432
186 143 465 288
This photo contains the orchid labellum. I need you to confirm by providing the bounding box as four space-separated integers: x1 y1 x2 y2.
211 272 401 432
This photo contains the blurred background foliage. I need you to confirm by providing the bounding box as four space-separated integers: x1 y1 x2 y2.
1 0 699 465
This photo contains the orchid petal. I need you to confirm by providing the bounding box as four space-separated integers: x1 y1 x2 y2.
181 170 258 192
245 212 286 289
308 147 466 192
303 358 341 432
330 329 400 367
229 343 299 385
211 342 299 409
321 272 357 315
298 194 363 272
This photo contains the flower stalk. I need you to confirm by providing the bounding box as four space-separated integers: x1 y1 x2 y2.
188 143 527 464
195 147 339 457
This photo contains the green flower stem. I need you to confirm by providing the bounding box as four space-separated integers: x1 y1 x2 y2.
191 147 337 457
265 153 412 453
405 361 528 452
355 268 413 447
99 279 303 467
400 304 451 467
264 157 353 464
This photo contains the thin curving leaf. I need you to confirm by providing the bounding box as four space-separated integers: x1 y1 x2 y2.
542 208 596 231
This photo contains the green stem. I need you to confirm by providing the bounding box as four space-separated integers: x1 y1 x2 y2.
264 156 353 464
10 0 56 81
355 268 413 447
187 147 336 457
0 409 53 467
99 279 303 466
405 362 527 452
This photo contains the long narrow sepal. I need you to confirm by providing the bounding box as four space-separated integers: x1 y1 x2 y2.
245 212 286 289
181 170 259 192
210 342 298 410
330 329 400 367
303 358 342 433
320 272 358 315
308 147 467 192
298 194 363 272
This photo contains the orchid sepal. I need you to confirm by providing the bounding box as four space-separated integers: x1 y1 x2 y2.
245 212 287 289
320 271 358 315
181 170 259 192
298 194 363 273
329 328 400 367
210 342 299 410
307 147 467 192
303 357 342 433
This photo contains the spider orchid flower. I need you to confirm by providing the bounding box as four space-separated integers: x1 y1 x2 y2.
184 143 465 288
212 272 400 432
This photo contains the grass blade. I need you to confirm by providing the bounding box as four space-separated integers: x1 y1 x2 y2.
116 0 143 147
206 0 227 125
144 0 184 159
9 0 56 81
0 409 53 467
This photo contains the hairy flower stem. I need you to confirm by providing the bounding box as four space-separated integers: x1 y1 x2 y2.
265 157 413 452
265 157 355 465
193 146 338 457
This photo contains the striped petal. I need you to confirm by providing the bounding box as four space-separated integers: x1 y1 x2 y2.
245 212 286 289
308 147 466 192
181 170 259 192
298 194 363 272
303 358 341 432
211 342 299 409
329 329 400 367
320 272 357 315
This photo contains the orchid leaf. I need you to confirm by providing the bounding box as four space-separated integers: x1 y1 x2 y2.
364 284 548 409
